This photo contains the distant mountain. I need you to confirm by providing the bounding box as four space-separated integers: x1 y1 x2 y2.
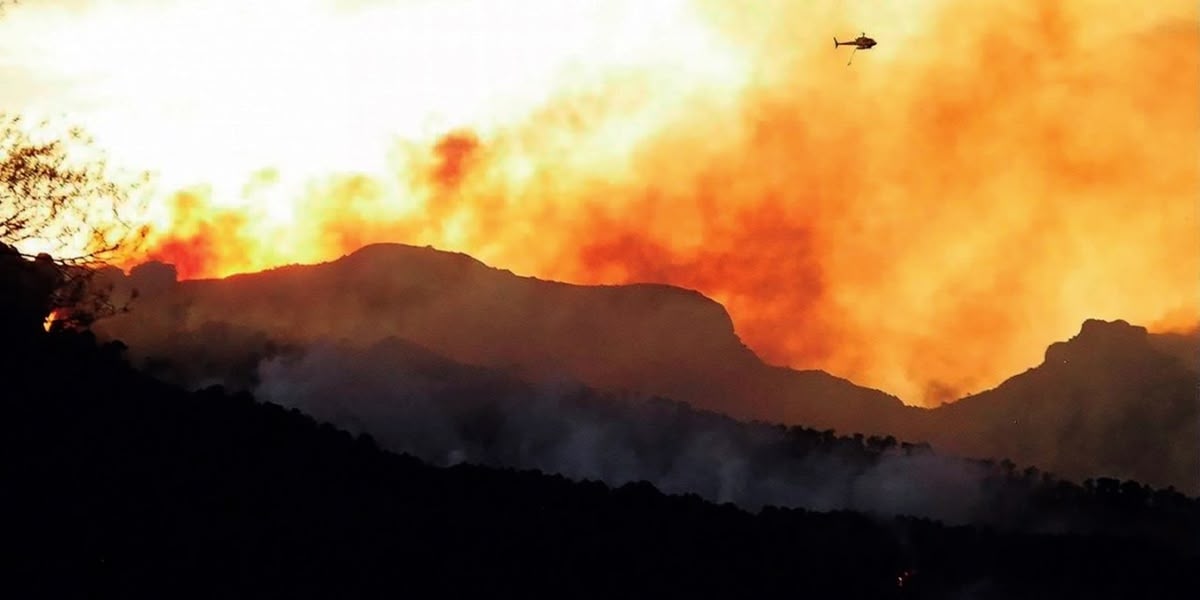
96 243 915 435
923 319 1199 493
93 245 1198 493
1147 326 1200 373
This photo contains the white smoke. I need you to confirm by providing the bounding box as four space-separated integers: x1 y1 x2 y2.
251 337 993 524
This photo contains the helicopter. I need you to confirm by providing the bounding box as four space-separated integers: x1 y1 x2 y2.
834 33 876 65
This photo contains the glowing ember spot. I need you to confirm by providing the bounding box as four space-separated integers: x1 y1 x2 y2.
43 309 63 332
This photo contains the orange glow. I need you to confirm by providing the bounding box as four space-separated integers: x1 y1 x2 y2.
2 0 1196 404
43 309 63 332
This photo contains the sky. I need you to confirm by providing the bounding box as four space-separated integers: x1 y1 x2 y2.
1 0 1197 404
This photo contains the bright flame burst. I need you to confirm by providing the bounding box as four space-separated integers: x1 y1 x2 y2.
1 0 1196 404
43 308 63 332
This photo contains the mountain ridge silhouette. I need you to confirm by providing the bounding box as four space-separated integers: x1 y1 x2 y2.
93 243 1198 492
100 243 913 432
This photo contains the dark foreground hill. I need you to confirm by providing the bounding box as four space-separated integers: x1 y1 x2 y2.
93 244 1200 492
189 334 1198 533
3 326 1200 598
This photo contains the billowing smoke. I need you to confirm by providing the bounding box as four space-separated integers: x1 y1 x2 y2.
2 0 1194 406
247 337 996 524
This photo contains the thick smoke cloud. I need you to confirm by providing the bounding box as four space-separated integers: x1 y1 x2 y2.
249 338 995 524
4 0 1194 406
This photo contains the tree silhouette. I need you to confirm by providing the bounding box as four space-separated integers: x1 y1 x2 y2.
0 114 149 333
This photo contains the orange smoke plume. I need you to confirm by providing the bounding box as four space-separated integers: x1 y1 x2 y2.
6 0 1195 404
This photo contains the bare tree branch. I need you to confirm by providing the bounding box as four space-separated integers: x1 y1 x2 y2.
1 114 151 265
1 114 151 331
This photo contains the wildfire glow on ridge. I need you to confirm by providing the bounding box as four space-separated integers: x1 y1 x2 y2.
1 0 1196 404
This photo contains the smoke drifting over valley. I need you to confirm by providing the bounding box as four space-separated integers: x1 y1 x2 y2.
2 0 1195 404
93 246 1200 514
251 338 991 524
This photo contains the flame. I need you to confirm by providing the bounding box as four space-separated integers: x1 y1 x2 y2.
2 0 1196 404
43 308 63 332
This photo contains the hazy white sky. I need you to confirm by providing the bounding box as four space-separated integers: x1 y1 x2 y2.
0 0 749 191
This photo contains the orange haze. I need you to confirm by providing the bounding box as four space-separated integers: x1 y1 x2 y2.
3 0 1197 404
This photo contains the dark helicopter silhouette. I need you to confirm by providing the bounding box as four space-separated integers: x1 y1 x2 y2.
834 33 876 65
